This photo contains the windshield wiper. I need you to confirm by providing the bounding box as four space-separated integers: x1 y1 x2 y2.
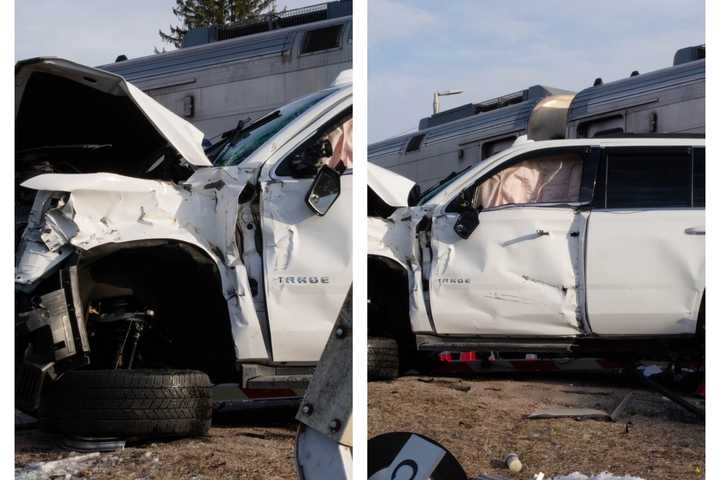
229 110 280 145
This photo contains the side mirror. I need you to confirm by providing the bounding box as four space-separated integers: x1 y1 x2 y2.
306 165 341 216
454 208 479 239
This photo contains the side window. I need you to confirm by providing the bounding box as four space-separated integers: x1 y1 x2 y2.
693 148 705 208
464 150 585 210
276 110 352 178
301 25 343 54
605 149 691 208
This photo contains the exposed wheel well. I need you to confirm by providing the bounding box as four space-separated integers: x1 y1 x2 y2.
77 240 238 382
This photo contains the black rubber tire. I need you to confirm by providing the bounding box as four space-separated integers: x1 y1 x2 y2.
368 337 399 380
40 369 212 439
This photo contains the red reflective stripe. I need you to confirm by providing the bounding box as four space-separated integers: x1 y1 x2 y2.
439 352 453 362
459 352 477 362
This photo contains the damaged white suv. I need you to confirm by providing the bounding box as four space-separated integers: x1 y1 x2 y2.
368 137 704 378
16 58 352 438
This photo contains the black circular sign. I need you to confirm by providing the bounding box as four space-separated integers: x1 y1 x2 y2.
368 432 467 480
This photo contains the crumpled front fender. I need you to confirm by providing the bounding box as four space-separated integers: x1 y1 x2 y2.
16 169 270 362
368 208 434 333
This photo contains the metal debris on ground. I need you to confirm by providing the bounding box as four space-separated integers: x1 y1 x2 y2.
527 408 611 421
609 392 633 422
60 436 126 452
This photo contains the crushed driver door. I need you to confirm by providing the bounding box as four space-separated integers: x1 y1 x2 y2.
426 147 599 337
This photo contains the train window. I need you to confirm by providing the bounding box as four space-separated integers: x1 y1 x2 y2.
302 25 343 54
481 136 516 160
576 115 624 138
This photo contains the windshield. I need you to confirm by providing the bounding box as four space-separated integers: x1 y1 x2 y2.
417 165 473 205
213 88 339 166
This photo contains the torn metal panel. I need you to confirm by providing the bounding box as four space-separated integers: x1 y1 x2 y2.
19 169 270 362
527 407 611 421
16 191 73 288
367 208 435 333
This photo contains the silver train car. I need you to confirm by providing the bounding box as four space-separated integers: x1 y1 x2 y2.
100 1 352 141
369 45 704 190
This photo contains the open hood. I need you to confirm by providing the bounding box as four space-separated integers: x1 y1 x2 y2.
15 57 212 170
368 163 419 208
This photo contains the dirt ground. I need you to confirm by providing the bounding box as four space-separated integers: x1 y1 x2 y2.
15 407 299 480
369 373 704 480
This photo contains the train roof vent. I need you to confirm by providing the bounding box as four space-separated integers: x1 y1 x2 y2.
418 85 573 130
673 45 705 66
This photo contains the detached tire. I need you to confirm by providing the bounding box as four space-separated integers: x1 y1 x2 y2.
368 337 399 380
40 369 212 439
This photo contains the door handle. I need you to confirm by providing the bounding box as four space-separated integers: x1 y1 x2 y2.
685 227 705 236
536 229 550 237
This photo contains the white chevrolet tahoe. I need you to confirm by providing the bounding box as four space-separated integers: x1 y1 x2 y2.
15 58 352 438
368 137 704 378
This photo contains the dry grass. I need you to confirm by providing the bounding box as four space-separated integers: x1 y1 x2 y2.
16 407 299 479
369 375 704 479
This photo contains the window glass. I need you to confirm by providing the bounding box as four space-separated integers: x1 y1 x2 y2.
321 116 352 170
469 151 584 209
606 150 691 208
276 111 352 177
301 25 342 53
693 148 705 208
213 88 337 167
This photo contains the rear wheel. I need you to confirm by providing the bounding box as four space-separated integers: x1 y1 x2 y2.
40 369 212 439
368 337 399 380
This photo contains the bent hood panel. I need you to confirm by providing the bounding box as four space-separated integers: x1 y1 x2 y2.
367 163 418 209
16 57 211 168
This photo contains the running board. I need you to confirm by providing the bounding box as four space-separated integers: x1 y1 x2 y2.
416 334 576 353
415 334 699 358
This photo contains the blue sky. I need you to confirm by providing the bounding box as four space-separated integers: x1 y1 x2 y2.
369 0 705 142
16 0 312 67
